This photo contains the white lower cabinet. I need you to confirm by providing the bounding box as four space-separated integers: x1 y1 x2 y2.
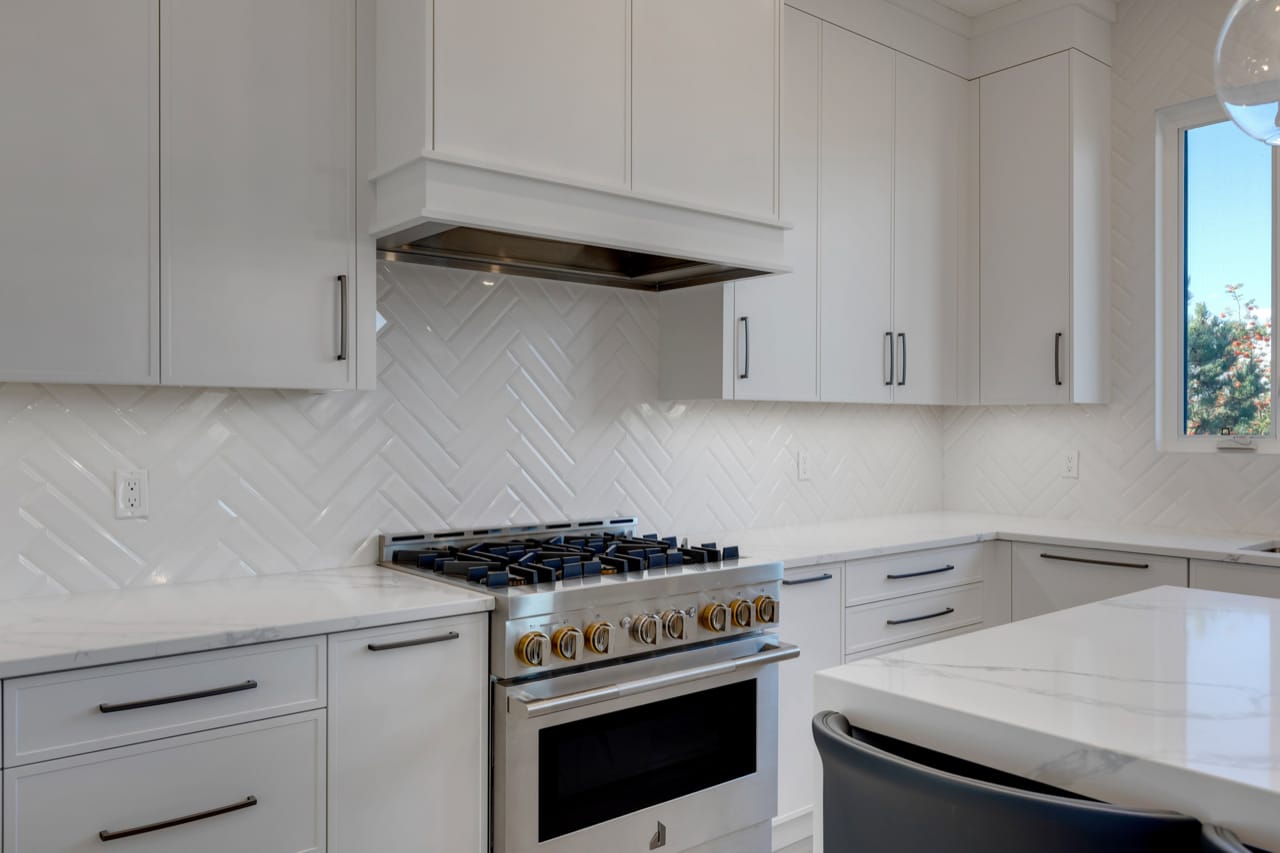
4 710 326 853
776 564 843 842
1191 560 1280 599
1012 543 1189 620
327 614 489 853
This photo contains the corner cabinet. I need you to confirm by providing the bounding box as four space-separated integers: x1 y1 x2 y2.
658 5 818 403
0 0 373 391
978 50 1110 405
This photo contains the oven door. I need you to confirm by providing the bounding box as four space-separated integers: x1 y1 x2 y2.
493 635 798 853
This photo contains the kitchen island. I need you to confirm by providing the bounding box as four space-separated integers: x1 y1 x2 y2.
814 585 1280 850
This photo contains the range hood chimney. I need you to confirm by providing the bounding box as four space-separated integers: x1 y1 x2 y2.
371 158 788 293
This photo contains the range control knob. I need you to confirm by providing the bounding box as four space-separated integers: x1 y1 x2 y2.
551 626 583 661
730 599 754 628
661 609 687 640
699 602 729 633
585 621 614 655
754 595 780 625
632 614 660 646
515 631 550 667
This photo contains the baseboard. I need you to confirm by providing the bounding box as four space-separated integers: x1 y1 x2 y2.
772 806 813 852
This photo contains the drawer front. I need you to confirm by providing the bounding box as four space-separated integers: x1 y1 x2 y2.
5 710 325 853
1191 559 1280 599
844 621 986 665
1012 543 1188 620
845 583 984 654
845 544 986 606
5 637 325 766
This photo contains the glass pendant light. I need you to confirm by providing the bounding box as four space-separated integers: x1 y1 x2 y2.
1215 0 1280 145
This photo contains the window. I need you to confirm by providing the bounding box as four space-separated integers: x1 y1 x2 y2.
1158 98 1280 452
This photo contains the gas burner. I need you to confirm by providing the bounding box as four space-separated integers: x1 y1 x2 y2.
386 520 739 589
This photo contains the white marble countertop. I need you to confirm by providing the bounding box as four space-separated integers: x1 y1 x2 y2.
715 511 1280 571
0 566 492 679
814 585 1280 848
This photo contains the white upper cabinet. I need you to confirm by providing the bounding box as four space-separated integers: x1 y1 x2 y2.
657 6 817 402
632 0 780 219
0 0 159 385
433 0 627 189
818 24 894 404
893 54 968 406
160 0 359 390
979 50 1109 405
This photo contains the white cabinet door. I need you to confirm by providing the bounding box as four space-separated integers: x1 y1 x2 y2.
893 55 965 406
979 53 1072 405
0 0 159 385
819 25 894 404
632 0 779 219
733 6 820 402
434 0 627 189
1012 544 1188 620
328 614 488 853
776 565 843 829
161 0 357 390
5 711 325 853
1191 560 1280 599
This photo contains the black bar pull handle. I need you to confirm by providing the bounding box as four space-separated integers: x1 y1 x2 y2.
337 275 350 361
897 333 907 386
886 607 955 626
98 680 258 714
1054 332 1063 386
782 573 834 586
368 631 460 652
1039 553 1149 570
884 332 894 386
99 796 258 842
738 317 750 380
886 564 955 581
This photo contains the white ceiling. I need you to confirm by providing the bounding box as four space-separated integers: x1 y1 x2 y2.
932 0 1022 16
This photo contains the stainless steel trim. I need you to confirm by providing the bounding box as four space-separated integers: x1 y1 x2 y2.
509 642 799 719
739 317 750 380
1039 553 1150 570
336 275 349 362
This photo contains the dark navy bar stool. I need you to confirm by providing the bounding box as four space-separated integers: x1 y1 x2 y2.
813 711 1268 853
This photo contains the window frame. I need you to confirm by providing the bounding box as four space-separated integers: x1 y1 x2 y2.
1156 96 1280 454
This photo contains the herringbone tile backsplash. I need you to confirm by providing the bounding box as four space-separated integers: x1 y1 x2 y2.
944 0 1280 533
0 263 942 599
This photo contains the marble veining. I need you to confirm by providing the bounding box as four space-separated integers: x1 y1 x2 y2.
815 586 1280 848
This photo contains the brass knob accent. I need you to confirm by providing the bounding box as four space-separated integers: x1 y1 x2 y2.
632 614 660 645
730 599 754 628
754 595 780 625
661 609 687 640
585 621 614 655
515 631 550 667
699 602 729 633
551 626 583 661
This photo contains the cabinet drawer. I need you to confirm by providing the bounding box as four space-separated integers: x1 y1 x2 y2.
5 711 325 853
844 621 986 665
4 637 325 766
845 583 984 654
845 544 986 606
1012 544 1188 620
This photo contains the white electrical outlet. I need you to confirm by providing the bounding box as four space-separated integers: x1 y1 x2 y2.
797 449 811 482
1061 450 1080 480
115 470 149 519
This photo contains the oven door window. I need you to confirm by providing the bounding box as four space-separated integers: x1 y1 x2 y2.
538 679 756 841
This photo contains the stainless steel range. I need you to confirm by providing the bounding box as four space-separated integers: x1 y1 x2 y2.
380 518 796 853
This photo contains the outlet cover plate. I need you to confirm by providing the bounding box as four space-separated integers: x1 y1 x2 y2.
115 470 149 519
1061 450 1080 480
797 449 811 482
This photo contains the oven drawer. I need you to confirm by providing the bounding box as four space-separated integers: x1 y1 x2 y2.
4 637 325 766
4 710 325 853
845 544 987 606
845 583 984 654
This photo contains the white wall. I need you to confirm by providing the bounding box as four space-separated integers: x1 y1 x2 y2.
0 263 942 599
944 0 1280 533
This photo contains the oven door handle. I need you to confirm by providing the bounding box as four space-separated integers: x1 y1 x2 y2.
509 643 800 720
